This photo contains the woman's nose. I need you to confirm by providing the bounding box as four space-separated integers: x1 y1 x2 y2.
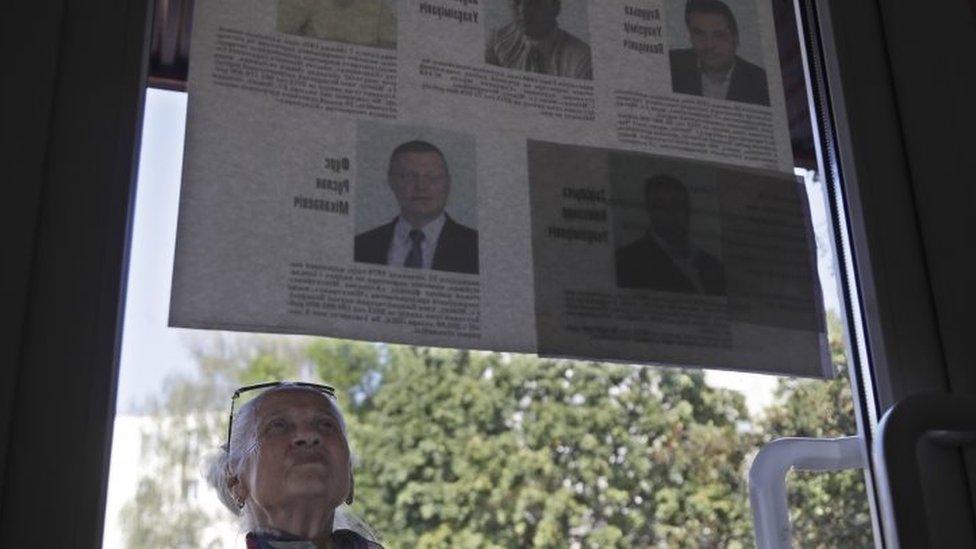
292 426 321 447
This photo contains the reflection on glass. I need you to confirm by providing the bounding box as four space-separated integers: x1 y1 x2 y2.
104 73 872 549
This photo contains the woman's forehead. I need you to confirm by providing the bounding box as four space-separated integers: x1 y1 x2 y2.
255 388 339 417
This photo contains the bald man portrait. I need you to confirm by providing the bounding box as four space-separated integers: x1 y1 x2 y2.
615 174 725 294
354 140 479 275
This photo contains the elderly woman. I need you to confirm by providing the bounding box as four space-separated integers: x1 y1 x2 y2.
207 382 381 548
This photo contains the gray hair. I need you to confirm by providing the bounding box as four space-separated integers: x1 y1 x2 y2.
204 384 361 532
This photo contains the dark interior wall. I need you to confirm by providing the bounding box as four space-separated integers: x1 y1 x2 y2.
817 0 949 409
0 1 66 516
875 0 976 396
821 1 976 545
820 0 976 408
0 0 150 545
874 1 976 543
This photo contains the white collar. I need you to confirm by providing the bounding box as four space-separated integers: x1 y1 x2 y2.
394 213 446 245
698 58 737 83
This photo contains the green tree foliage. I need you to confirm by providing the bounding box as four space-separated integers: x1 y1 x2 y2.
307 338 385 412
119 323 871 548
354 348 752 548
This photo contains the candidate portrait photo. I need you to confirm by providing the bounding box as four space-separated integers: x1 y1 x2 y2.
609 151 727 297
484 0 593 80
354 123 479 275
614 174 726 295
667 0 770 106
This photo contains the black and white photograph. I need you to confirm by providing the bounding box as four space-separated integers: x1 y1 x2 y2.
484 0 594 80
666 0 770 105
610 153 726 296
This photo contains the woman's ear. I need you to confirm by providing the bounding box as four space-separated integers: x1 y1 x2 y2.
226 468 249 508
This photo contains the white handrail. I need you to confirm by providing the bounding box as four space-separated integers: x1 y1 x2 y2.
749 436 866 549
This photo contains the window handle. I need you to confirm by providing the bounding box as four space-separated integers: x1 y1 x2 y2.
874 393 976 549
750 436 866 549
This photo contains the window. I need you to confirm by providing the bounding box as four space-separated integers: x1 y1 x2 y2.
102 1 880 547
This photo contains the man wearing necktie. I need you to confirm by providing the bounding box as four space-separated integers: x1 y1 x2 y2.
485 0 593 80
354 140 480 275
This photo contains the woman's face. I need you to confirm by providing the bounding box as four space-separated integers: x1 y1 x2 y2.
236 389 352 513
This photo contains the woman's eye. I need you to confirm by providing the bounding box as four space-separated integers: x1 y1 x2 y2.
317 419 338 432
266 419 289 433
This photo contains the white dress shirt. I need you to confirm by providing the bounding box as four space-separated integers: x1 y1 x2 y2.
386 214 446 270
700 60 736 100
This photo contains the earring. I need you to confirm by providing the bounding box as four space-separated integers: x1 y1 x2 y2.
236 497 245 509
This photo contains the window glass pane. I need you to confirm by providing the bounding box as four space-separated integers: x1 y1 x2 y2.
104 0 877 545
103 103 872 549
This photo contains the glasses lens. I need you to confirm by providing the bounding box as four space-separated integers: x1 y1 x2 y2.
226 382 336 449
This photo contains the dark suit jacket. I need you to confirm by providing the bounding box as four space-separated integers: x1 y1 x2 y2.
354 214 479 275
669 48 770 106
615 233 726 295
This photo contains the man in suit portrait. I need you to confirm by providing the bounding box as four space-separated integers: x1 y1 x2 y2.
615 174 725 294
669 0 770 106
354 140 479 275
485 0 592 80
